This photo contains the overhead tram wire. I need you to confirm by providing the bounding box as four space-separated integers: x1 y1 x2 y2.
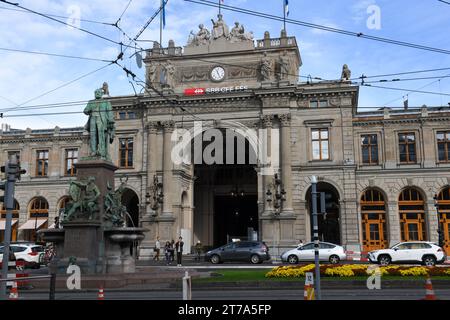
0 0 137 49
361 84 450 97
185 0 450 55
352 67 450 81
0 47 112 62
0 6 116 26
4 62 115 113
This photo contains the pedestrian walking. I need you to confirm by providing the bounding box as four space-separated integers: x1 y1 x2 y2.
153 236 161 261
164 241 171 265
175 236 184 266
195 240 203 262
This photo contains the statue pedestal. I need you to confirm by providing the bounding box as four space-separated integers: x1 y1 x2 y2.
61 221 103 273
75 159 119 218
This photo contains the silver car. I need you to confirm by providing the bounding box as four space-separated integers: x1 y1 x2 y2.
281 242 346 264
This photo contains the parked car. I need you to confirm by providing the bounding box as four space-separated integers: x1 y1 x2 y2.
0 243 45 269
281 242 346 264
205 241 270 264
368 241 446 266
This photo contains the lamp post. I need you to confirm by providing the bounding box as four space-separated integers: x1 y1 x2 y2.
311 175 321 300
434 194 444 248
146 175 164 216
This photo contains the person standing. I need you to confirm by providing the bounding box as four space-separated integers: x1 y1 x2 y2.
170 239 175 262
154 237 161 261
175 236 184 266
164 241 171 265
195 240 203 262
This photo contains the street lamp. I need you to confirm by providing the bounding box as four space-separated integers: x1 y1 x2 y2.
311 175 321 300
146 175 164 216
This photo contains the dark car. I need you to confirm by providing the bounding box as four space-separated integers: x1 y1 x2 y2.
205 241 270 264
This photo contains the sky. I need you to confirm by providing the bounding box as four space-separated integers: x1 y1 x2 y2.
1 0 450 129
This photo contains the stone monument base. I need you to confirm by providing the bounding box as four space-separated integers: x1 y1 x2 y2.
61 221 103 274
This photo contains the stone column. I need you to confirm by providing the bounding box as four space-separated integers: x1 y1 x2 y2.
279 114 294 215
146 122 159 209
162 120 175 216
262 115 273 215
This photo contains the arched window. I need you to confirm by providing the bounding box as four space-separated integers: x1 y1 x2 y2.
0 199 20 242
399 188 426 241
361 189 387 251
20 197 49 242
29 197 49 218
437 187 450 255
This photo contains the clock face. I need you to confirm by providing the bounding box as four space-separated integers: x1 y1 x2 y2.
211 66 225 81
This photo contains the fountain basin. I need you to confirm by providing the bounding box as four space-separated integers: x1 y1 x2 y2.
104 227 147 273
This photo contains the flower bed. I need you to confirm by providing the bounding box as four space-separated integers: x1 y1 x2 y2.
265 264 450 278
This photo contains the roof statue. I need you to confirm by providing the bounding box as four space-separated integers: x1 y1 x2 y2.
341 64 351 81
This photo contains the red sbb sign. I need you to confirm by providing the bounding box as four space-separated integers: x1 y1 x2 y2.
184 88 206 96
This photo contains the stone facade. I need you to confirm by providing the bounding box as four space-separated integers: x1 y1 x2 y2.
1 16 450 258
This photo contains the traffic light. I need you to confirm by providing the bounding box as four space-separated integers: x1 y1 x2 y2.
0 162 8 203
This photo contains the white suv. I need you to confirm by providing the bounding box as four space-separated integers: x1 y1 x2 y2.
368 241 446 266
0 243 45 269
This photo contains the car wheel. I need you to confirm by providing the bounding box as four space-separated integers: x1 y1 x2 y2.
288 255 298 264
210 254 220 264
329 255 340 264
422 255 436 267
378 255 391 266
250 254 261 264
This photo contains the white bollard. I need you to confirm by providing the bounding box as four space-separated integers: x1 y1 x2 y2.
182 271 192 300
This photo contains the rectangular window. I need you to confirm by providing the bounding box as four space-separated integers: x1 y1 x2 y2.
437 131 450 163
119 138 134 168
65 149 78 176
312 128 329 160
36 150 49 176
118 112 126 120
398 132 416 163
361 134 378 165
310 100 328 108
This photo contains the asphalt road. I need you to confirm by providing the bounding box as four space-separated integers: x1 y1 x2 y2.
13 288 450 300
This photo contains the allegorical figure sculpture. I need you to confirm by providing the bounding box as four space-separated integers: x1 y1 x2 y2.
188 24 210 46
341 64 351 81
160 61 176 88
277 51 290 80
260 52 272 81
230 22 253 42
64 176 101 221
211 14 229 39
84 86 115 160
104 182 127 227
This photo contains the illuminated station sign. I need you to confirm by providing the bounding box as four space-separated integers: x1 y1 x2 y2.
184 86 248 96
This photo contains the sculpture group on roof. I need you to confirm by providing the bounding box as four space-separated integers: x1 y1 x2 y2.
187 14 253 46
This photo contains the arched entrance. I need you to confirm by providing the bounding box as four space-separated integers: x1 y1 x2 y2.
21 197 49 242
361 189 388 251
121 188 139 227
193 127 258 248
0 199 20 242
399 188 427 241
306 182 341 244
437 186 450 255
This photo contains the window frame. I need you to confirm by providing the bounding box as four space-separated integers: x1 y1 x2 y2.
64 148 78 176
437 130 450 163
398 132 417 164
119 137 134 168
311 128 330 161
35 150 49 177
361 134 379 165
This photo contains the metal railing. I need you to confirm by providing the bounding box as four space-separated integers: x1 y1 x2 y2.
0 274 56 300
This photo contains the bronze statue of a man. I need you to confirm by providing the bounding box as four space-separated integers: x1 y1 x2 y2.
84 86 115 160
